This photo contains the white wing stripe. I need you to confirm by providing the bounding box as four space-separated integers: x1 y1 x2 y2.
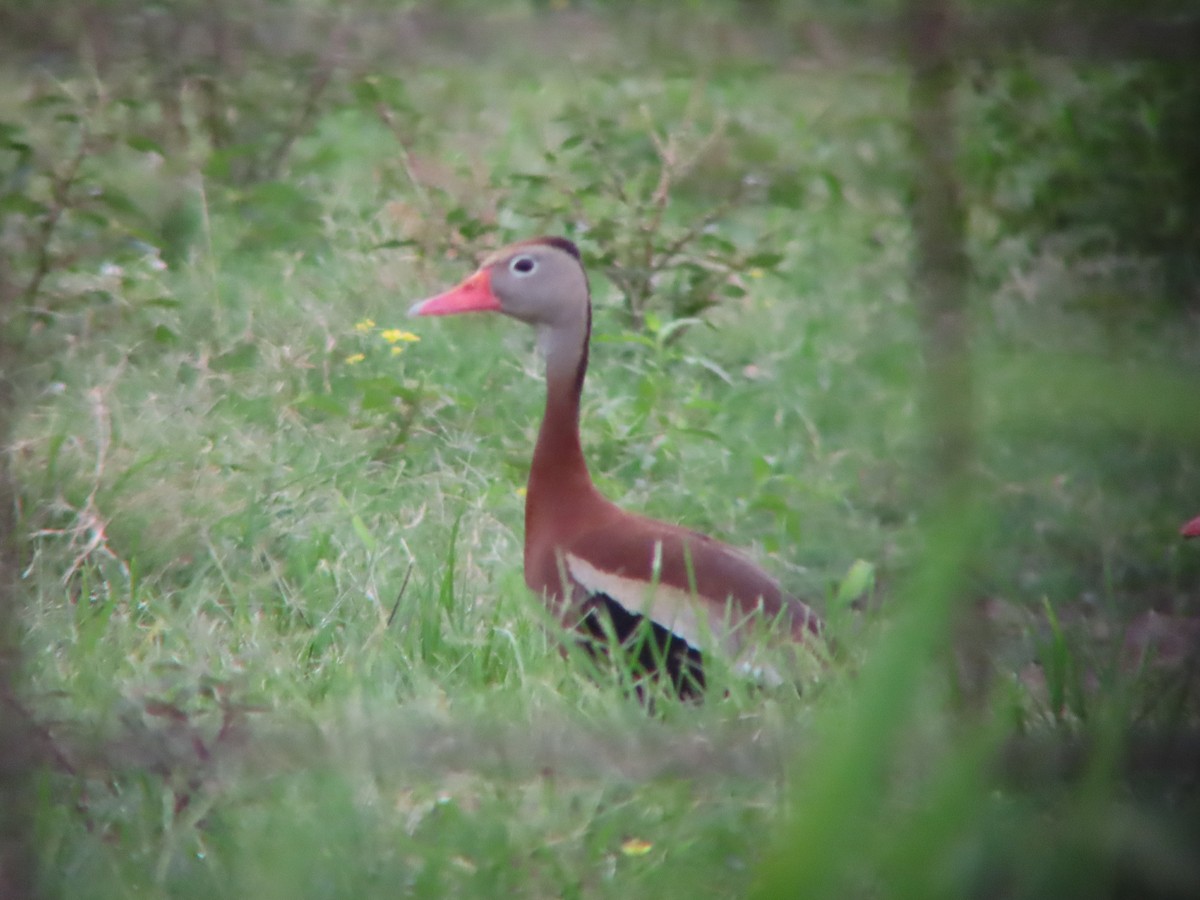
564 552 726 651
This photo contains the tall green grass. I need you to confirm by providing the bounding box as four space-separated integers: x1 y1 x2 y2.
3 5 1199 897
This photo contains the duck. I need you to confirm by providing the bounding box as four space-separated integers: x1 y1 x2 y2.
410 236 823 696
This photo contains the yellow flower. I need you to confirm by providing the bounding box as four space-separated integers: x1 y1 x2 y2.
345 353 366 365
515 487 527 498
620 838 653 857
749 268 765 279
354 318 376 332
390 346 404 356
381 329 420 344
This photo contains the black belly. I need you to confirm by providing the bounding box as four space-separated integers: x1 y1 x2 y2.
578 592 706 700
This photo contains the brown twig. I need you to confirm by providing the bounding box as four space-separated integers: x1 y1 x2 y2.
262 24 346 181
375 103 432 215
387 562 415 628
20 121 91 312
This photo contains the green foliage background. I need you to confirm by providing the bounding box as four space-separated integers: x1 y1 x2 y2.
1 1 1198 897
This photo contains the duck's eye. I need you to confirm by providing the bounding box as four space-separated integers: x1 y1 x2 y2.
510 256 537 275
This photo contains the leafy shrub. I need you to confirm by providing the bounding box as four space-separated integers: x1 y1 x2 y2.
508 97 787 330
964 55 1200 307
0 83 166 350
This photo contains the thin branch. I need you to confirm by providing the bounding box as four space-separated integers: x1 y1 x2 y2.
20 122 90 310
387 562 414 628
262 21 347 181
650 185 746 277
375 103 433 214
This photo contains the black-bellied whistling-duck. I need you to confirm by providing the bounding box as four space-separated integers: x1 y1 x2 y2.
411 236 822 695
1183 516 1200 538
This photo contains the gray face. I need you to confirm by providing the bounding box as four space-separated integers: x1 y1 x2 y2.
486 244 589 329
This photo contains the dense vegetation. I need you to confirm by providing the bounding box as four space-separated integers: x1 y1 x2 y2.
2 2 1198 897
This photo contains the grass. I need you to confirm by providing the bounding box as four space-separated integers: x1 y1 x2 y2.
4 5 1200 897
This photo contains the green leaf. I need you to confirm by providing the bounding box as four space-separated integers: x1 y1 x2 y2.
745 251 784 269
338 494 379 553
767 173 806 209
26 92 72 111
0 192 46 216
152 324 179 345
686 355 734 385
97 187 144 220
369 238 416 251
653 316 703 347
751 493 790 516
0 120 29 145
358 375 413 413
352 77 381 106
211 341 260 372
125 135 165 155
293 392 348 417
833 559 876 609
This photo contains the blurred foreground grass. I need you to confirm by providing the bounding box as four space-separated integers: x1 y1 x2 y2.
2 3 1199 897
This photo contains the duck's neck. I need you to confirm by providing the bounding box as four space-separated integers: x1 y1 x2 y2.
529 304 595 500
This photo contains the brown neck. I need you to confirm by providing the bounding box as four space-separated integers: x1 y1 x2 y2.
529 303 594 495
525 302 606 551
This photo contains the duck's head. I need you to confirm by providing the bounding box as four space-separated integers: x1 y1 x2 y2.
410 237 589 332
